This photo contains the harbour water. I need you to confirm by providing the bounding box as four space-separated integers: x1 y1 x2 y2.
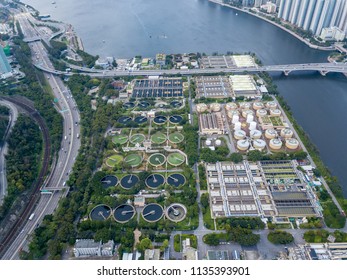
26 0 347 196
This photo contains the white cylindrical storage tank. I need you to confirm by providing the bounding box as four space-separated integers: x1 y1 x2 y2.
253 139 266 150
286 138 299 150
242 109 254 118
249 121 257 131
225 102 238 111
269 138 282 150
206 140 212 146
234 122 242 131
227 110 239 119
246 114 254 123
196 103 207 113
256 109 267 117
240 102 251 110
250 129 262 139
215 139 222 146
210 103 221 112
232 115 240 124
280 128 294 139
270 109 281 116
237 139 250 151
266 101 277 109
265 129 277 139
234 129 246 140
253 102 264 110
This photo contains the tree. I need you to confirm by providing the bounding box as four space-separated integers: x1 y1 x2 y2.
267 231 294 244
160 239 169 252
230 153 243 163
247 150 265 162
136 237 153 252
203 233 220 246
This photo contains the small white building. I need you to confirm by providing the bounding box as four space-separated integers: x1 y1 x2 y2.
320 27 345 41
73 239 114 257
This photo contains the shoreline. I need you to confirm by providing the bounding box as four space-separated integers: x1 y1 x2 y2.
208 0 336 53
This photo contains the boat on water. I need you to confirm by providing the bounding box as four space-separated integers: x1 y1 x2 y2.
51 1 56 4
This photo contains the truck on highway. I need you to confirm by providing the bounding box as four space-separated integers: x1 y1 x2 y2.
29 213 35 221
77 133 80 139
64 135 67 140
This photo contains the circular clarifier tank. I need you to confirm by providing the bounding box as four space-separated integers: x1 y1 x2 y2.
142 203 164 222
153 115 167 125
167 174 186 187
167 153 186 166
165 203 187 223
120 174 139 190
145 174 165 189
169 115 183 124
168 132 184 144
148 153 166 167
171 100 182 108
100 175 118 189
151 132 167 144
118 116 132 124
134 116 148 124
138 101 150 108
113 204 136 223
112 134 128 145
124 154 143 167
123 102 135 109
130 134 145 144
90 204 112 221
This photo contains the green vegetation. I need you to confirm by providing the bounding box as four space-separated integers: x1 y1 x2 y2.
304 230 347 243
200 146 229 163
247 149 308 162
198 164 207 190
0 115 42 220
105 154 123 167
203 227 260 246
203 233 221 246
183 123 199 166
0 106 9 141
174 234 197 252
299 217 324 229
267 231 294 244
217 217 265 230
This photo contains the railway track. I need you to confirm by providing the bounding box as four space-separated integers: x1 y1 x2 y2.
0 96 51 257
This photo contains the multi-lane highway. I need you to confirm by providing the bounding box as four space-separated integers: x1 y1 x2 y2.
1 12 81 259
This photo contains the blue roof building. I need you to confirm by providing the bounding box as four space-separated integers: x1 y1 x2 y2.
0 46 12 74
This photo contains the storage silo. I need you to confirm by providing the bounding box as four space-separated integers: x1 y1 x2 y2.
253 139 266 150
249 121 257 131
280 128 294 139
234 122 242 131
232 115 240 124
253 102 264 110
237 139 250 151
285 138 299 150
215 139 222 146
269 138 282 150
206 140 212 146
234 130 246 140
210 103 221 112
250 129 262 139
225 102 238 111
246 114 254 123
270 109 282 116
265 129 277 139
196 103 208 113
256 109 268 117
266 101 277 109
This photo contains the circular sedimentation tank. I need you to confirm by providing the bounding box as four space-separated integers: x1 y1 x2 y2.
90 204 112 221
242 110 254 118
153 115 167 125
118 116 132 125
142 203 164 223
256 109 268 117
240 102 251 110
250 129 262 139
206 139 212 146
168 132 184 144
134 116 148 124
124 154 143 167
210 103 221 112
106 154 123 167
286 138 299 150
146 174 165 189
171 100 182 108
130 134 145 144
113 204 136 223
151 132 167 145
225 102 238 111
237 139 250 151
280 128 294 138
270 109 282 116
266 101 277 109
112 134 128 145
265 129 277 139
269 138 283 150
123 102 135 109
165 203 187 223
169 115 183 124
100 175 118 189
148 153 166 167
167 152 186 166
234 129 246 140
167 174 186 187
138 101 150 109
253 139 266 150
196 103 208 113
253 102 264 110
120 174 139 190
228 110 239 119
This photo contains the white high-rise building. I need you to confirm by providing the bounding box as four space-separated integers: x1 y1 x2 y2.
297 0 311 27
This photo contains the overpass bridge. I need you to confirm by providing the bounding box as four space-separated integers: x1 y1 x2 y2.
34 62 347 77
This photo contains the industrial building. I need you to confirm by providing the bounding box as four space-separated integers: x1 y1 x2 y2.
0 46 12 77
232 55 257 67
195 76 233 98
200 55 235 68
73 239 115 257
130 77 183 98
199 112 225 135
229 75 260 98
289 243 347 260
144 249 161 260
207 250 229 260
206 160 321 219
